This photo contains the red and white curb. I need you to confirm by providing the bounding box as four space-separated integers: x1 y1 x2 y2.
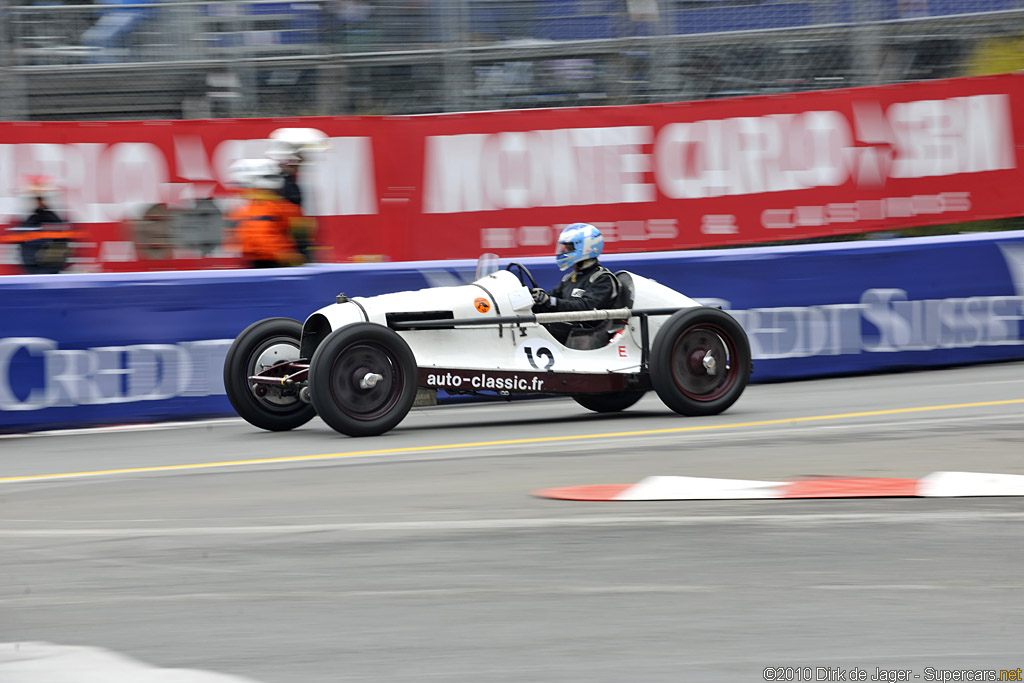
0 642 267 683
534 472 1024 501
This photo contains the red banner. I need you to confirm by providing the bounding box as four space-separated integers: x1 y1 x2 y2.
2 73 1023 274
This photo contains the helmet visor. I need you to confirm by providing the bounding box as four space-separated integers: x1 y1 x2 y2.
555 241 574 256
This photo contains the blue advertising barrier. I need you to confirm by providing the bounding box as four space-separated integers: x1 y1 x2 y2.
1 230 1023 432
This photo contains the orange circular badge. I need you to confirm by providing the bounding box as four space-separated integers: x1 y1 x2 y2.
474 297 491 314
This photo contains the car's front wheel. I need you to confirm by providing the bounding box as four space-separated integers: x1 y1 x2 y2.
223 317 317 431
650 307 751 416
309 323 418 437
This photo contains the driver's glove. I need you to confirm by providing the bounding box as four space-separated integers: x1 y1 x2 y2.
531 287 550 306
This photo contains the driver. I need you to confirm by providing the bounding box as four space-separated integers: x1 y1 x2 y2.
531 223 620 344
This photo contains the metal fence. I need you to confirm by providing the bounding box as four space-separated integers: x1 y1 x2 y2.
2 0 1024 120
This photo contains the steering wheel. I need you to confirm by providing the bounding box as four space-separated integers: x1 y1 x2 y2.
505 262 539 289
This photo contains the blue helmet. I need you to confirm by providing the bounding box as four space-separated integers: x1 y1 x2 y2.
555 223 604 271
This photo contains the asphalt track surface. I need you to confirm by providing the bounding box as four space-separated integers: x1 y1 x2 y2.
1 362 1023 682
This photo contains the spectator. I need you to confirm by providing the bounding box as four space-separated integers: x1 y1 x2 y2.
266 128 328 262
3 182 78 274
225 159 305 268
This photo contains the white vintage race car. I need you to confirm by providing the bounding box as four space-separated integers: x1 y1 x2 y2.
223 260 753 437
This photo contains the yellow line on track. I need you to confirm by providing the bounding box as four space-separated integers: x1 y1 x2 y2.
2 398 1022 484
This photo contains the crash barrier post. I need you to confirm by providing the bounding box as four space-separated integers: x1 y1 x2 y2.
1 230 1022 431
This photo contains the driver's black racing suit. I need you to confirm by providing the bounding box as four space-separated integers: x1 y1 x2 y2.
532 259 620 345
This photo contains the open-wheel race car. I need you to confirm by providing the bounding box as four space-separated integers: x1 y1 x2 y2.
223 258 753 437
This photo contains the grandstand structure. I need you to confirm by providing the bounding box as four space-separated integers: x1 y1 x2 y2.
1 0 1024 120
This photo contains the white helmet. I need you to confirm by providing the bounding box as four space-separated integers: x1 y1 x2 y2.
228 158 283 190
266 127 329 165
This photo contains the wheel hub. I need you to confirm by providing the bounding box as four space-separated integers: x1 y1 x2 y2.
687 349 717 375
251 341 300 407
702 350 717 375
330 343 401 419
672 326 732 400
359 372 384 390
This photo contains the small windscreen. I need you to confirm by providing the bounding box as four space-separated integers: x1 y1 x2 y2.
475 253 499 280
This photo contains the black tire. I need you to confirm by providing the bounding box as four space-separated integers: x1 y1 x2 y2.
573 391 646 413
309 323 418 437
650 307 752 416
223 317 316 431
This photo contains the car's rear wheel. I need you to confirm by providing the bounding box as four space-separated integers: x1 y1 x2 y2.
223 317 316 431
650 308 751 416
573 391 646 413
309 323 418 437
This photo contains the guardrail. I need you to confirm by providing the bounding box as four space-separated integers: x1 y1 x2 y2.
2 229 1023 432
